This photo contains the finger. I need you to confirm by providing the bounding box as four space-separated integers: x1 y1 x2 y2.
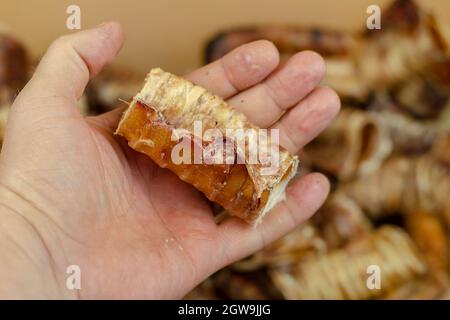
274 87 341 154
94 41 279 133
15 22 124 115
216 172 329 265
186 40 279 99
227 51 326 127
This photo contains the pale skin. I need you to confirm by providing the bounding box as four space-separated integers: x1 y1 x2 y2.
0 22 340 299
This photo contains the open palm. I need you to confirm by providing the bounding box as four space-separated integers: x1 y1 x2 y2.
0 23 339 299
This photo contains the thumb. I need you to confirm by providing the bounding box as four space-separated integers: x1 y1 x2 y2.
14 22 125 117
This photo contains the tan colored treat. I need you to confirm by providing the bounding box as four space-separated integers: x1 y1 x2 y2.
116 68 298 224
304 108 391 180
342 155 450 223
233 222 326 271
86 68 143 112
432 133 450 165
270 226 427 300
0 104 10 146
405 211 448 277
0 33 30 105
312 192 373 249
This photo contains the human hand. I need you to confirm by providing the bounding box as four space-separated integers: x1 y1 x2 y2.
0 22 339 299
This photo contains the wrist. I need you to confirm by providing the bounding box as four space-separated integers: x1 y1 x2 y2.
0 186 75 299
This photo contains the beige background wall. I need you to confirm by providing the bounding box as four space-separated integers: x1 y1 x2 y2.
1 0 449 75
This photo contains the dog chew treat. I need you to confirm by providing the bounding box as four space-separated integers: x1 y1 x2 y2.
116 68 299 224
270 226 427 300
0 33 30 106
303 108 391 180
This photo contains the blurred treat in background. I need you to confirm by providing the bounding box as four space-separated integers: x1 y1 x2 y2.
0 32 31 145
0 0 449 299
85 68 143 114
0 33 30 104
191 0 450 300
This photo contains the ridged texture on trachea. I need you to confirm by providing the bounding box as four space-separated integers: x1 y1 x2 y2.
116 68 298 224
